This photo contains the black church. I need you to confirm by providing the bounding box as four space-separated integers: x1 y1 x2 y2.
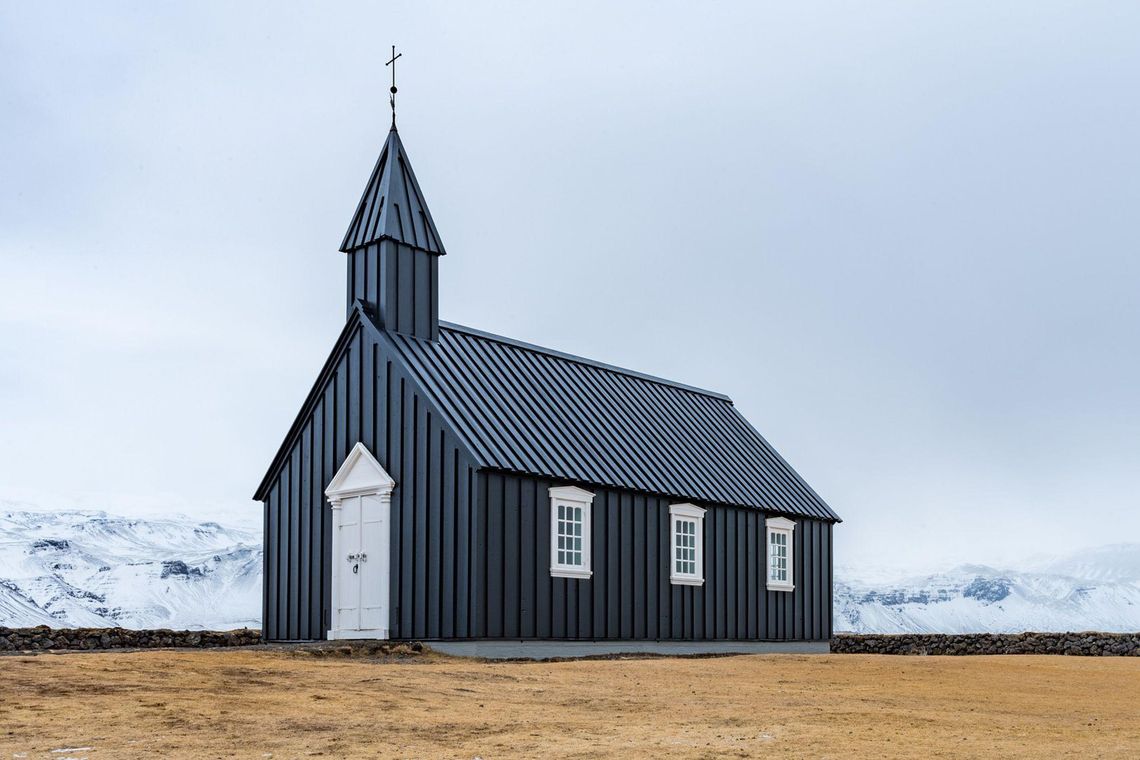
254 95 840 656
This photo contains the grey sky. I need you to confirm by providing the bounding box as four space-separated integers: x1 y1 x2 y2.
2 2 1137 572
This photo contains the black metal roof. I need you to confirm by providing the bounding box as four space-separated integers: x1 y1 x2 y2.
340 126 446 254
383 320 840 522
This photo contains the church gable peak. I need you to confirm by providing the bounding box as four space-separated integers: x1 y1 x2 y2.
340 127 446 255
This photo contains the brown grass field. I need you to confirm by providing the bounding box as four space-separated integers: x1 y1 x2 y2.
2 647 1138 758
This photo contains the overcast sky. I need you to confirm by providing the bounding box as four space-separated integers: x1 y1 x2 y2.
2 2 1137 573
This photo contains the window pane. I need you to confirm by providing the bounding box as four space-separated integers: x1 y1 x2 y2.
556 500 589 569
672 517 702 578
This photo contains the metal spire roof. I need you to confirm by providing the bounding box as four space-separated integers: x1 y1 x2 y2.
340 126 446 254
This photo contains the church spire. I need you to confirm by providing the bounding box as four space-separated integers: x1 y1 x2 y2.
339 126 446 255
341 46 442 255
340 60 445 341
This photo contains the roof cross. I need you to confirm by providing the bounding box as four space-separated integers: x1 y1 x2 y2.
386 45 403 127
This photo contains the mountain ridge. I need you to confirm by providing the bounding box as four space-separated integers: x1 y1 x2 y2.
0 507 260 630
836 544 1140 634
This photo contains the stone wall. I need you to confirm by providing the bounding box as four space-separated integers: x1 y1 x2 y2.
7 627 1140 656
832 632 1140 656
0 626 261 652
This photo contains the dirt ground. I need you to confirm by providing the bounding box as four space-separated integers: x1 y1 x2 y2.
2 648 1138 759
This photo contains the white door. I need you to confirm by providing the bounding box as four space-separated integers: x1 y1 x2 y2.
333 494 388 636
358 494 387 631
326 442 395 640
335 495 363 631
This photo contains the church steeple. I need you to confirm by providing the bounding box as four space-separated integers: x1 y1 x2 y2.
340 126 445 255
340 124 445 340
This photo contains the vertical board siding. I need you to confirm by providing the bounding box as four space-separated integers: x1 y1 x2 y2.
346 241 439 340
265 485 278 640
309 406 324 638
519 478 536 637
400 380 417 637
474 472 833 641
261 324 478 641
287 449 300 640
298 423 312 640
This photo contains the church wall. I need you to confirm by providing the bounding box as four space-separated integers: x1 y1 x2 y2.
261 320 480 641
474 471 833 642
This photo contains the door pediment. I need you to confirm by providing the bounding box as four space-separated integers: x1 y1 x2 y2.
326 442 396 503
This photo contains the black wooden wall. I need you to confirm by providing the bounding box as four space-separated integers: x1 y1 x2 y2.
346 239 439 341
261 315 478 640
474 472 833 641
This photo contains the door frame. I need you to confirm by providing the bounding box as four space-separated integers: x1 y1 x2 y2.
325 442 396 640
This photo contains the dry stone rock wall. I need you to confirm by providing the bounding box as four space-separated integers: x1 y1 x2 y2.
832 632 1140 656
6 627 1140 656
0 626 261 652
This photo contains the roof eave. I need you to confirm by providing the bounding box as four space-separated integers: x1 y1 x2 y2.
339 233 447 256
477 466 842 523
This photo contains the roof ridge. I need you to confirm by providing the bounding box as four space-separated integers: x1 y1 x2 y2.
437 321 733 403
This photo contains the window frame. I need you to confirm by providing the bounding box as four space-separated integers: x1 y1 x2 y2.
766 516 796 592
549 485 594 579
669 503 706 586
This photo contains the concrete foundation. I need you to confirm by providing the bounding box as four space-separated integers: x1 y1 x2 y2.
427 639 830 660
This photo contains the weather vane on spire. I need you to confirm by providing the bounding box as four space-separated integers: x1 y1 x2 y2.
386 45 402 127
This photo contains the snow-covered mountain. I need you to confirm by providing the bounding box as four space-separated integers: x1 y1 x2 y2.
836 544 1140 634
0 507 260 630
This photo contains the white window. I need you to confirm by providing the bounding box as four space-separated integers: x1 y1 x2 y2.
669 503 705 586
549 485 594 578
767 516 795 591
